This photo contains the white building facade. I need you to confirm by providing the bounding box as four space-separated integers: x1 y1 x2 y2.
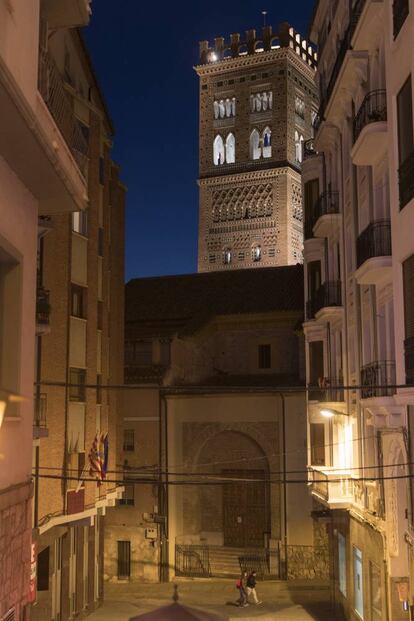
0 1 90 616
303 1 414 620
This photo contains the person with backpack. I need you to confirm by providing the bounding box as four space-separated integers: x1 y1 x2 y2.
236 570 248 607
246 570 262 604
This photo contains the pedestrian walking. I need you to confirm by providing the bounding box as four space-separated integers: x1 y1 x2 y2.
236 570 249 607
246 571 262 604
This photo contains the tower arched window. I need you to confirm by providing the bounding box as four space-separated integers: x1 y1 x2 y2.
225 133 235 164
262 92 269 111
213 101 219 119
295 131 304 163
252 245 262 262
213 135 225 166
255 93 262 112
219 100 225 119
250 94 255 113
250 129 261 160
262 127 272 158
225 98 232 117
223 248 232 264
231 97 236 117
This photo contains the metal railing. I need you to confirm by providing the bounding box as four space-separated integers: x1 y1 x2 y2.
404 337 414 385
393 0 409 38
313 0 366 133
309 280 342 318
36 287 51 327
353 90 387 144
175 545 211 578
308 377 344 403
398 149 414 210
356 220 392 268
303 138 318 160
34 393 47 427
304 192 340 240
38 49 89 176
360 360 396 398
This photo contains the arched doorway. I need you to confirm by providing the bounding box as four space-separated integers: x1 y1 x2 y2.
196 430 270 548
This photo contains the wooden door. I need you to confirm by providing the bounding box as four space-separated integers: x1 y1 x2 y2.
223 470 267 547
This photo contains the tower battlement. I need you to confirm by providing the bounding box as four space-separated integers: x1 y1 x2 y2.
198 22 317 70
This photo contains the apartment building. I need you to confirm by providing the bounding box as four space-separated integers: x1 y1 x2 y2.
31 7 126 621
195 22 317 272
104 267 328 584
0 1 95 617
303 1 414 619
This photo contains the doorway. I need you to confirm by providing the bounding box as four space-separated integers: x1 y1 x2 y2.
222 469 267 547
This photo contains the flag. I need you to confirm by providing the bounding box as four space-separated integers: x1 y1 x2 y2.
88 432 108 487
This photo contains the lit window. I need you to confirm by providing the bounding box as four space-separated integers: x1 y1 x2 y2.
213 135 225 165
262 127 272 158
72 209 88 236
252 245 262 262
223 248 232 264
250 129 261 160
225 133 236 163
295 131 304 163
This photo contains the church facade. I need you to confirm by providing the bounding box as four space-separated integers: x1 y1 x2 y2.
195 22 318 272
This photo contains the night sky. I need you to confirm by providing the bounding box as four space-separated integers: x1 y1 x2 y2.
84 1 314 281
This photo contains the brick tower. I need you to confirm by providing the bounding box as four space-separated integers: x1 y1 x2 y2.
195 22 318 272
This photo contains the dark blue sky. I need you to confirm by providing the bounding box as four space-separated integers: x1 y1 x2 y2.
84 1 314 280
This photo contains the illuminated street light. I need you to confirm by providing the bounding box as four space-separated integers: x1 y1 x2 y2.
320 409 335 418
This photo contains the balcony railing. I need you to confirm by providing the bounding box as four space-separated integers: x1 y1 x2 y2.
313 0 366 132
393 0 409 39
36 287 51 327
304 192 340 241
356 220 392 269
398 149 414 210
308 376 344 402
360 360 396 398
303 138 318 160
353 90 387 144
309 467 353 506
307 280 341 318
34 393 47 427
38 49 89 176
404 337 414 385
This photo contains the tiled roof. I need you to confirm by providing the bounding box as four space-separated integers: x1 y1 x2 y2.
126 265 304 335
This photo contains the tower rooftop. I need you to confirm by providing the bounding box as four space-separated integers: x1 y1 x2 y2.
197 22 317 70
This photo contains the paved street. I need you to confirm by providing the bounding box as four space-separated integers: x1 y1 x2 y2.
87 579 343 621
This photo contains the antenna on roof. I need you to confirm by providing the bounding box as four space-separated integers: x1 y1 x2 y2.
262 10 268 26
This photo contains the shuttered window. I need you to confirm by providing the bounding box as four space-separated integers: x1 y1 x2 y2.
310 423 325 466
309 341 324 386
397 76 413 166
403 254 414 338
117 541 131 579
304 178 319 222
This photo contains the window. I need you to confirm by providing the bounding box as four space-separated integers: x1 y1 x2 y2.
98 228 104 257
69 368 86 402
295 130 304 163
403 254 414 383
213 135 225 165
308 341 324 389
262 127 272 158
307 261 322 302
250 128 261 160
72 210 88 236
223 248 232 265
252 245 261 262
120 484 135 506
117 541 131 579
67 404 85 452
37 547 50 591
123 429 135 452
397 76 414 208
71 284 87 319
304 178 320 237
250 91 273 112
258 344 271 369
225 133 236 163
393 0 409 38
295 95 305 119
353 547 364 619
310 423 325 466
99 157 105 185
338 533 346 596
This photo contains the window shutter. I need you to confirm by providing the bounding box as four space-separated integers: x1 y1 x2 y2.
403 255 414 338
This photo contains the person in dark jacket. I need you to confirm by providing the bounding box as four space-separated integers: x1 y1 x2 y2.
246 571 262 604
236 570 249 607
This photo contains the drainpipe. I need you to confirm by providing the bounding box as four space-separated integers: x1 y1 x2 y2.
278 392 288 580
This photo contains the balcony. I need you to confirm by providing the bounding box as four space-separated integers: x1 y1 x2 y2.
36 287 51 335
360 360 396 399
38 50 89 179
404 337 414 385
393 0 409 39
352 90 387 166
312 192 341 238
398 149 414 210
41 0 92 28
33 393 48 439
355 220 392 284
308 377 345 404
307 281 342 321
309 467 354 509
313 0 367 135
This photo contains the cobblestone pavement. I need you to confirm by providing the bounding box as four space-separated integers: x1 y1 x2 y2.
87 579 343 621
